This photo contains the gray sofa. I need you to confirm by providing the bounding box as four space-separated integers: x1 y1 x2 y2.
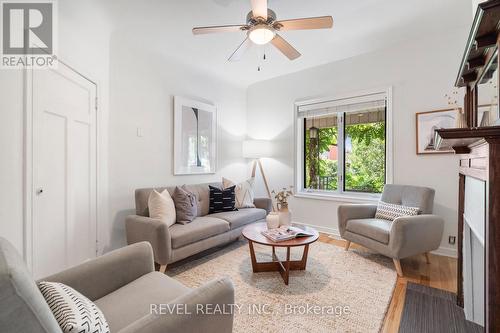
0 238 234 333
338 184 444 276
126 182 272 270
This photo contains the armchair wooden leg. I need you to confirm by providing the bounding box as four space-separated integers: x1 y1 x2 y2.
344 241 351 251
393 259 403 277
159 265 167 274
424 252 431 264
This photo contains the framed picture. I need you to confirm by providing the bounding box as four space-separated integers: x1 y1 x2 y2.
174 96 217 175
415 108 462 155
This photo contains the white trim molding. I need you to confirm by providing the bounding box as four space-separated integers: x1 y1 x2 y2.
294 191 379 204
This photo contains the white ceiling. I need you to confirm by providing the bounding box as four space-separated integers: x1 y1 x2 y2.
98 0 472 87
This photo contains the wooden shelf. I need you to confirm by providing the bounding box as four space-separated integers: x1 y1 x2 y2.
435 126 500 153
456 0 500 87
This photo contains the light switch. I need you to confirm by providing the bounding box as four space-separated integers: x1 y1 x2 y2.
137 127 144 137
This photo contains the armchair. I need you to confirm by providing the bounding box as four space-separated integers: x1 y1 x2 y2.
337 184 444 276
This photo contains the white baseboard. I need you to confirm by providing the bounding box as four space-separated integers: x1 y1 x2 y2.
292 221 340 236
430 246 457 258
292 221 457 258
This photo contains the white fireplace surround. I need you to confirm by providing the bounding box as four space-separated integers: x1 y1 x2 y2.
463 176 485 326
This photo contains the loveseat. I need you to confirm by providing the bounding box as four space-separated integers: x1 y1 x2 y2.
125 182 272 269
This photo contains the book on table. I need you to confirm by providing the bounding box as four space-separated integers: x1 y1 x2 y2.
261 226 314 242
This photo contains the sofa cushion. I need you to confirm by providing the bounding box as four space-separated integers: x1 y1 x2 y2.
346 218 392 244
209 208 266 229
223 177 256 208
381 184 435 214
38 281 110 333
148 189 176 227
375 201 419 222
94 272 190 332
209 185 237 214
172 186 197 224
135 183 221 217
169 216 230 249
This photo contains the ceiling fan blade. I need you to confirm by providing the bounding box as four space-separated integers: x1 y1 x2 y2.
271 34 301 60
250 0 268 20
228 37 252 61
275 16 333 31
192 24 247 35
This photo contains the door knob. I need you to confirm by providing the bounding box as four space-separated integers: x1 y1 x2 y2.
36 188 44 195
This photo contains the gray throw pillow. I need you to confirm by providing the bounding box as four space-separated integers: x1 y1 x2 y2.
172 186 197 224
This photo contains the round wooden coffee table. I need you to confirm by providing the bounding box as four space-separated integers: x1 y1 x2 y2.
242 222 319 285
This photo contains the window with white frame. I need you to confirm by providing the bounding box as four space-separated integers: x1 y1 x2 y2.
296 90 391 197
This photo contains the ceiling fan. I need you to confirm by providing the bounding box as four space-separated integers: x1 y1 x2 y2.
192 0 333 61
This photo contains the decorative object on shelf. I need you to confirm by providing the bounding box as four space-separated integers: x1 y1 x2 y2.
444 88 461 109
242 139 274 200
479 104 499 127
477 48 499 128
272 186 293 226
265 212 280 229
174 96 216 175
415 108 463 154
455 108 467 129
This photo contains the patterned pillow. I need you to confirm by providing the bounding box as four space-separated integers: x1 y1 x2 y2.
222 177 255 208
209 185 237 214
38 282 109 333
375 201 420 221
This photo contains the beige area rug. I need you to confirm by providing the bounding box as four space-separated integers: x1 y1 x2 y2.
168 240 397 333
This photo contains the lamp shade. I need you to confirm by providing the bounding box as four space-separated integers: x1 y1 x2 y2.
242 140 273 158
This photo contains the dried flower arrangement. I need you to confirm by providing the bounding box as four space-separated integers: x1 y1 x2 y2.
272 186 294 210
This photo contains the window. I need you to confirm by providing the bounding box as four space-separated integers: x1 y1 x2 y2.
296 90 391 198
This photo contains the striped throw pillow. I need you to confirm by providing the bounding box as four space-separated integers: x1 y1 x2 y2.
38 282 109 333
375 201 420 221
209 185 237 214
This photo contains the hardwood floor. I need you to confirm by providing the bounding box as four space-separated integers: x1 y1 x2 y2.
318 234 457 333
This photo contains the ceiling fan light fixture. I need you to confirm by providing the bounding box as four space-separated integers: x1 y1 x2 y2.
248 24 275 45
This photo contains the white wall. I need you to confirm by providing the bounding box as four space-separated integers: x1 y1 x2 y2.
0 70 24 254
0 1 248 256
246 27 470 256
0 0 111 256
105 30 248 251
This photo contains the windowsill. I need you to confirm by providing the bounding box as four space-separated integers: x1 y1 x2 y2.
294 190 380 203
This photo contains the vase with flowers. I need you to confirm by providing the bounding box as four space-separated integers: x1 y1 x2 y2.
272 186 294 226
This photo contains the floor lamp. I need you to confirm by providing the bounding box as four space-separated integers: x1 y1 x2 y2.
242 140 273 200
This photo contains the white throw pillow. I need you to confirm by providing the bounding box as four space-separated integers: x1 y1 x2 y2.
38 282 110 333
375 201 420 221
148 189 176 227
223 177 255 208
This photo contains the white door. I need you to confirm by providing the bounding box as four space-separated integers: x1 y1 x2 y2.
30 63 97 279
